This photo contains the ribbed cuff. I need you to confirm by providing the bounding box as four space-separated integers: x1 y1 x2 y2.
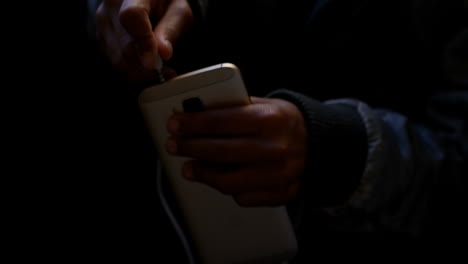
267 89 368 207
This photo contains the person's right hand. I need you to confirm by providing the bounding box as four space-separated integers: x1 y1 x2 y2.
96 0 193 83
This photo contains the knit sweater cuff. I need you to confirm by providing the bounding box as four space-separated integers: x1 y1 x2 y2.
267 89 368 207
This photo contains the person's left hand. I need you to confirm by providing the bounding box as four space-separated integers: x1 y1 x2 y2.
165 97 308 207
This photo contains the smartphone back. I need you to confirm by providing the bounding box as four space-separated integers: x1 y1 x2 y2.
139 63 297 264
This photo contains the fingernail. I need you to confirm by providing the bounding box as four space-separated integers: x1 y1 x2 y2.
167 119 180 134
183 163 194 181
166 138 177 154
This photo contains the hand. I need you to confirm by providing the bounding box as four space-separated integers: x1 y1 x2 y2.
96 0 193 82
166 97 308 207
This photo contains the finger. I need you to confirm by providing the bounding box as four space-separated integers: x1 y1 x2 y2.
167 136 289 163
250 96 271 104
167 104 268 136
183 161 297 195
233 183 301 207
97 3 135 69
119 0 159 68
97 12 133 73
114 46 159 83
119 33 140 65
96 1 158 83
116 32 159 82
154 0 193 60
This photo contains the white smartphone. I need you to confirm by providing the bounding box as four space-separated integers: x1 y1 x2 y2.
138 63 298 264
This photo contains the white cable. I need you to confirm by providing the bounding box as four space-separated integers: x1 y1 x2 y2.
157 160 196 264
155 54 165 83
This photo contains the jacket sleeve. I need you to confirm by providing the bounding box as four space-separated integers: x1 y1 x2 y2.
192 0 468 238
267 29 468 238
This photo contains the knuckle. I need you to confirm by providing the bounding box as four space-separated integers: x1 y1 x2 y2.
259 104 283 124
173 0 193 18
180 4 194 23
